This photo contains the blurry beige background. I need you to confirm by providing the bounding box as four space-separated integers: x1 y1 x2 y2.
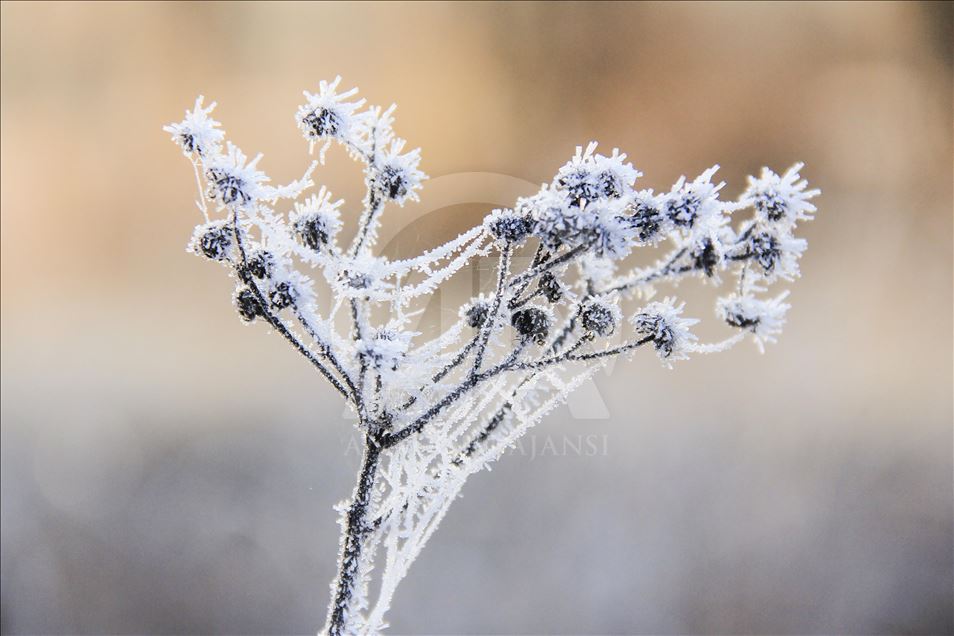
1 2 952 634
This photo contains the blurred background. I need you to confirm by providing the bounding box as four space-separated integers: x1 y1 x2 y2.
1 2 951 634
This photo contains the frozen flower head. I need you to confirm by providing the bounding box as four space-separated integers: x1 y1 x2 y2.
291 187 343 253
677 207 736 278
189 220 232 261
626 190 670 245
631 298 699 363
204 143 269 209
691 236 723 278
461 297 491 329
297 77 369 150
586 199 638 260
718 292 790 352
359 328 414 371
263 268 315 314
523 187 593 251
233 286 264 323
555 142 641 206
461 301 490 329
164 96 225 158
511 304 553 345
527 189 636 259
268 279 297 311
662 166 725 231
581 297 622 337
376 139 426 205
246 249 275 280
484 208 534 246
743 163 819 226
742 225 807 281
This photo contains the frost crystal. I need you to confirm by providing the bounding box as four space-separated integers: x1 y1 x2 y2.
291 187 343 252
190 220 232 261
511 304 553 344
234 286 263 323
165 78 820 635
581 298 621 337
376 139 425 205
297 76 370 154
632 298 699 363
163 96 224 158
717 292 790 352
742 163 820 225
485 208 534 245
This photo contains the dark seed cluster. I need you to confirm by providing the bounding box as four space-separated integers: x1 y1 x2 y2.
723 308 760 330
597 171 624 199
557 169 601 206
754 188 787 222
179 133 197 154
691 237 720 277
487 212 533 245
464 301 490 329
268 281 297 311
633 313 676 358
302 107 342 138
581 302 617 337
748 231 782 273
206 167 251 206
234 287 264 323
294 213 334 251
197 221 232 261
379 166 409 201
666 194 701 228
511 307 551 344
628 199 666 242
246 250 275 279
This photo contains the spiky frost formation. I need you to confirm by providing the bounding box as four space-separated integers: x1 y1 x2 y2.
164 96 224 158
204 143 270 208
189 220 232 261
245 249 275 280
511 305 552 344
234 286 263 323
718 292 790 352
627 190 670 245
291 187 343 253
555 142 641 205
461 296 492 328
296 76 370 154
485 208 534 245
581 297 622 337
165 78 819 636
742 163 819 225
632 298 699 364
376 139 425 205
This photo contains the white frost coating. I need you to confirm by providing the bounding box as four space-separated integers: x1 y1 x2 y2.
163 95 225 158
165 78 820 635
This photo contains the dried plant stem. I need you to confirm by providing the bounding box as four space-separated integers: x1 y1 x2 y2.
326 432 382 636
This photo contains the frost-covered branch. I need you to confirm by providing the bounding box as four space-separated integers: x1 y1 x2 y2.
165 79 819 635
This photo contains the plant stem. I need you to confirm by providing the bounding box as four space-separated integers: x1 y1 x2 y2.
325 433 382 636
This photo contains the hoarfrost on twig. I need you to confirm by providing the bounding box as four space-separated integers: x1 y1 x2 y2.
166 78 819 635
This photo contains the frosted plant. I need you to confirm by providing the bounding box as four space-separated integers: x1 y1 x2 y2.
165 78 819 635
